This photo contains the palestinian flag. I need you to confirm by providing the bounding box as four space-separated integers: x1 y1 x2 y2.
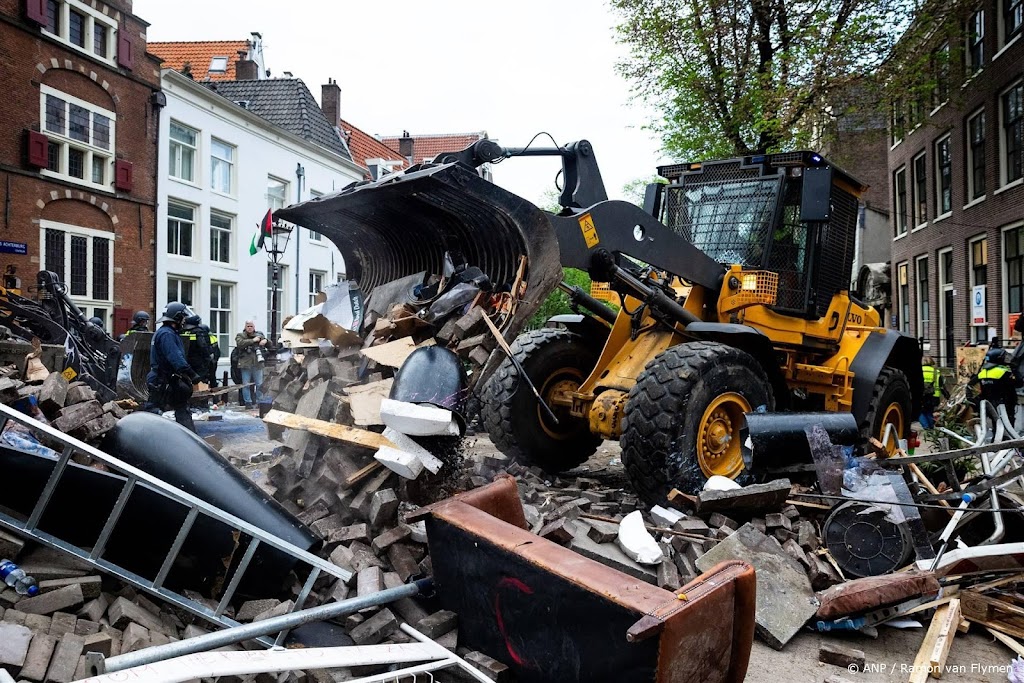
256 209 273 250
248 232 259 256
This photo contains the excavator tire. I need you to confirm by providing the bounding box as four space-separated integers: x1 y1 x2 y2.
481 327 602 472
859 367 912 455
621 341 774 505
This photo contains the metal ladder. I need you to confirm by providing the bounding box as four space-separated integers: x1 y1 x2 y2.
0 403 351 647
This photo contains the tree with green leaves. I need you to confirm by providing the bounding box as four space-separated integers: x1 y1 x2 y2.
611 0 930 160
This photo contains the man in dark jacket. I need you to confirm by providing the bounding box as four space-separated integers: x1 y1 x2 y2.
144 302 199 432
180 315 212 384
198 324 221 387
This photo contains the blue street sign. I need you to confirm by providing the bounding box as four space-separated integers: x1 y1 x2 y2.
0 242 27 255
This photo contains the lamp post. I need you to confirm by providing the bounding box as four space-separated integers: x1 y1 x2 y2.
265 219 293 347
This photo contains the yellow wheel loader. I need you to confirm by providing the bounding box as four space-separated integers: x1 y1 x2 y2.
279 141 922 504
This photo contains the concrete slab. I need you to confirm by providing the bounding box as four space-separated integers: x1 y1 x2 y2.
696 522 818 649
568 533 657 584
697 479 792 514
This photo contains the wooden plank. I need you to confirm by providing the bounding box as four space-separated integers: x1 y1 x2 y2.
927 598 960 677
360 337 420 368
907 463 952 509
910 601 958 683
263 409 397 451
345 461 383 487
986 627 1024 656
785 498 833 510
967 573 1024 593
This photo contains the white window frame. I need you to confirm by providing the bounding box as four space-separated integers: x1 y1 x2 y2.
897 262 910 334
209 281 233 351
210 210 233 265
169 121 199 184
267 263 289 330
938 247 954 366
999 80 1024 189
166 275 197 309
916 255 930 342
307 190 324 242
167 200 197 259
1003 221 1024 340
893 166 908 236
967 109 987 204
308 270 326 307
912 152 928 228
267 176 288 211
209 56 229 74
969 234 989 342
210 138 235 195
39 220 113 315
967 9 986 73
1000 0 1023 51
934 135 952 219
39 85 115 192
41 0 118 65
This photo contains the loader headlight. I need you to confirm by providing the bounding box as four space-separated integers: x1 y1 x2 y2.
742 274 759 290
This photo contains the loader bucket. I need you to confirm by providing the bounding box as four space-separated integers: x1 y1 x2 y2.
275 162 563 342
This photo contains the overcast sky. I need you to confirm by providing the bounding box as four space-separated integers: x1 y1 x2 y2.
134 0 669 207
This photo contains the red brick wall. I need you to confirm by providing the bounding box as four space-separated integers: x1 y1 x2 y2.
888 0 1024 363
0 0 160 317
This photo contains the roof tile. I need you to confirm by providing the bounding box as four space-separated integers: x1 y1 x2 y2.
149 41 250 81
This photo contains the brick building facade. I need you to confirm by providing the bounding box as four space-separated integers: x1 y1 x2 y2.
0 0 160 335
889 0 1024 366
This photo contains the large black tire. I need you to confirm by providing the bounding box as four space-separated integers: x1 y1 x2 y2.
859 367 913 454
621 341 774 504
481 328 602 472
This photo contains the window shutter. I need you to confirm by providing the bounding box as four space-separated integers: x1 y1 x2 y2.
114 160 133 192
117 33 133 69
25 130 48 168
24 0 47 26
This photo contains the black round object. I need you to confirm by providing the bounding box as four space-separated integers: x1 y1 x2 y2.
824 500 912 578
481 328 601 472
390 346 469 431
620 341 774 504
859 367 913 454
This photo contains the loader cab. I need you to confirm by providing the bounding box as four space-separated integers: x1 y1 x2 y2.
652 152 865 320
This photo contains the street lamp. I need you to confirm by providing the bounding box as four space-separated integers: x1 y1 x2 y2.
265 219 293 347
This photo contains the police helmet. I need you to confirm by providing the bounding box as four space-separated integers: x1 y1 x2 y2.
132 311 150 325
158 302 190 325
88 317 102 327
986 347 1008 364
183 314 202 328
197 324 211 334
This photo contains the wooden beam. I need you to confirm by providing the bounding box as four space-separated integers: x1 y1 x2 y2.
987 627 1024 657
910 600 960 682
263 409 397 451
928 598 961 677
345 460 383 487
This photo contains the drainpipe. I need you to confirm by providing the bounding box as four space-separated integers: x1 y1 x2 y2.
295 163 304 313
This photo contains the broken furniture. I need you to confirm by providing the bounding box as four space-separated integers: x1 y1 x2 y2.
409 476 757 683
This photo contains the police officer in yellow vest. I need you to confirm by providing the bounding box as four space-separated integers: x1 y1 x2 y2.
970 347 1021 414
920 356 942 428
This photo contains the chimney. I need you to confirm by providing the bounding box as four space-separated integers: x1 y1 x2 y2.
399 130 414 163
236 58 259 80
321 78 341 128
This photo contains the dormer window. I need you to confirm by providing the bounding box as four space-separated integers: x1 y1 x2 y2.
209 56 229 74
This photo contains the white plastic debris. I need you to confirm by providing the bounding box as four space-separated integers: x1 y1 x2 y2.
1009 656 1024 683
649 505 685 527
616 510 664 565
704 475 742 491
382 427 443 474
373 445 424 480
380 398 456 436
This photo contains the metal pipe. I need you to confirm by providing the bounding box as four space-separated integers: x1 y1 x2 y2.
557 281 617 324
94 578 433 675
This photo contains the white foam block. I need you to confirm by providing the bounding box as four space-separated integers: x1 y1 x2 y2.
382 427 444 474
616 510 664 565
373 445 425 480
649 505 685 528
380 398 454 436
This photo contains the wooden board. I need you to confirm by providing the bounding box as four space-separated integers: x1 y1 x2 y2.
909 599 960 682
986 627 1024 656
961 590 1024 639
343 378 394 426
263 409 397 452
360 337 433 369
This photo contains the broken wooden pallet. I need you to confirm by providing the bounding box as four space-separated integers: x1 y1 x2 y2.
961 590 1024 639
